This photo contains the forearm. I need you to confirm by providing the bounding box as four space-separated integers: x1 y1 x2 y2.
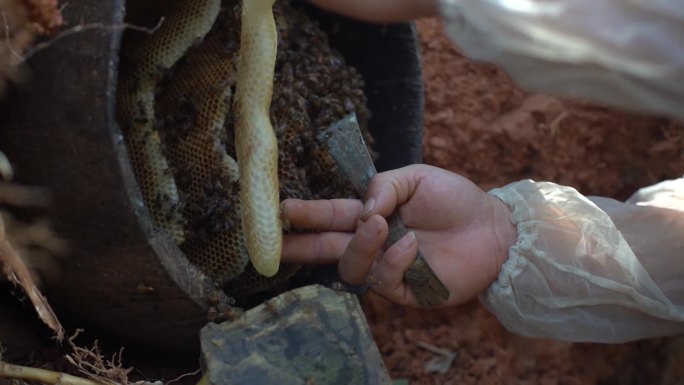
591 188 684 320
482 179 684 343
436 0 684 120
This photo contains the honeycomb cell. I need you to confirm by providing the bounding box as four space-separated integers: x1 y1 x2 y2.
118 0 372 299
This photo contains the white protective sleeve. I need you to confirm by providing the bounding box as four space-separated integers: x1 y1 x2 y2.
436 0 684 120
483 179 684 343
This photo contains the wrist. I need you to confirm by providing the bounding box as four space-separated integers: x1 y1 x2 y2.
487 194 517 279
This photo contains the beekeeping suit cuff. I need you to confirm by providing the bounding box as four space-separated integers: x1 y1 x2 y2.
436 0 684 121
481 179 684 343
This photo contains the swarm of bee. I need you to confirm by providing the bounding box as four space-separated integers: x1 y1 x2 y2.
117 0 372 299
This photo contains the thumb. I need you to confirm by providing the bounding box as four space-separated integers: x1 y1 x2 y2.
360 164 425 220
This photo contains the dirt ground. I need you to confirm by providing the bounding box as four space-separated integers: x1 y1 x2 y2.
360 18 684 385
2 12 684 385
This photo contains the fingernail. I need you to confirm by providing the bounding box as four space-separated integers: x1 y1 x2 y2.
361 219 381 238
360 197 375 220
279 201 291 231
279 200 287 218
397 232 416 251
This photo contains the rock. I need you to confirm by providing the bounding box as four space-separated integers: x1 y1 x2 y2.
200 285 392 385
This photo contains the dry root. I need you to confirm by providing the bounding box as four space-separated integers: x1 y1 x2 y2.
0 211 64 340
0 168 65 339
0 360 105 385
0 331 164 385
0 0 63 98
64 331 131 385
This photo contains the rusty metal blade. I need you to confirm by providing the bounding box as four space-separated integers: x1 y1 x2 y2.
317 114 450 308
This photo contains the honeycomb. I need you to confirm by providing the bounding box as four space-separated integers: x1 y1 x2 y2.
118 0 372 299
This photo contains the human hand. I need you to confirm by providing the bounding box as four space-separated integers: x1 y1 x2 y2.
304 0 439 23
281 164 517 307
